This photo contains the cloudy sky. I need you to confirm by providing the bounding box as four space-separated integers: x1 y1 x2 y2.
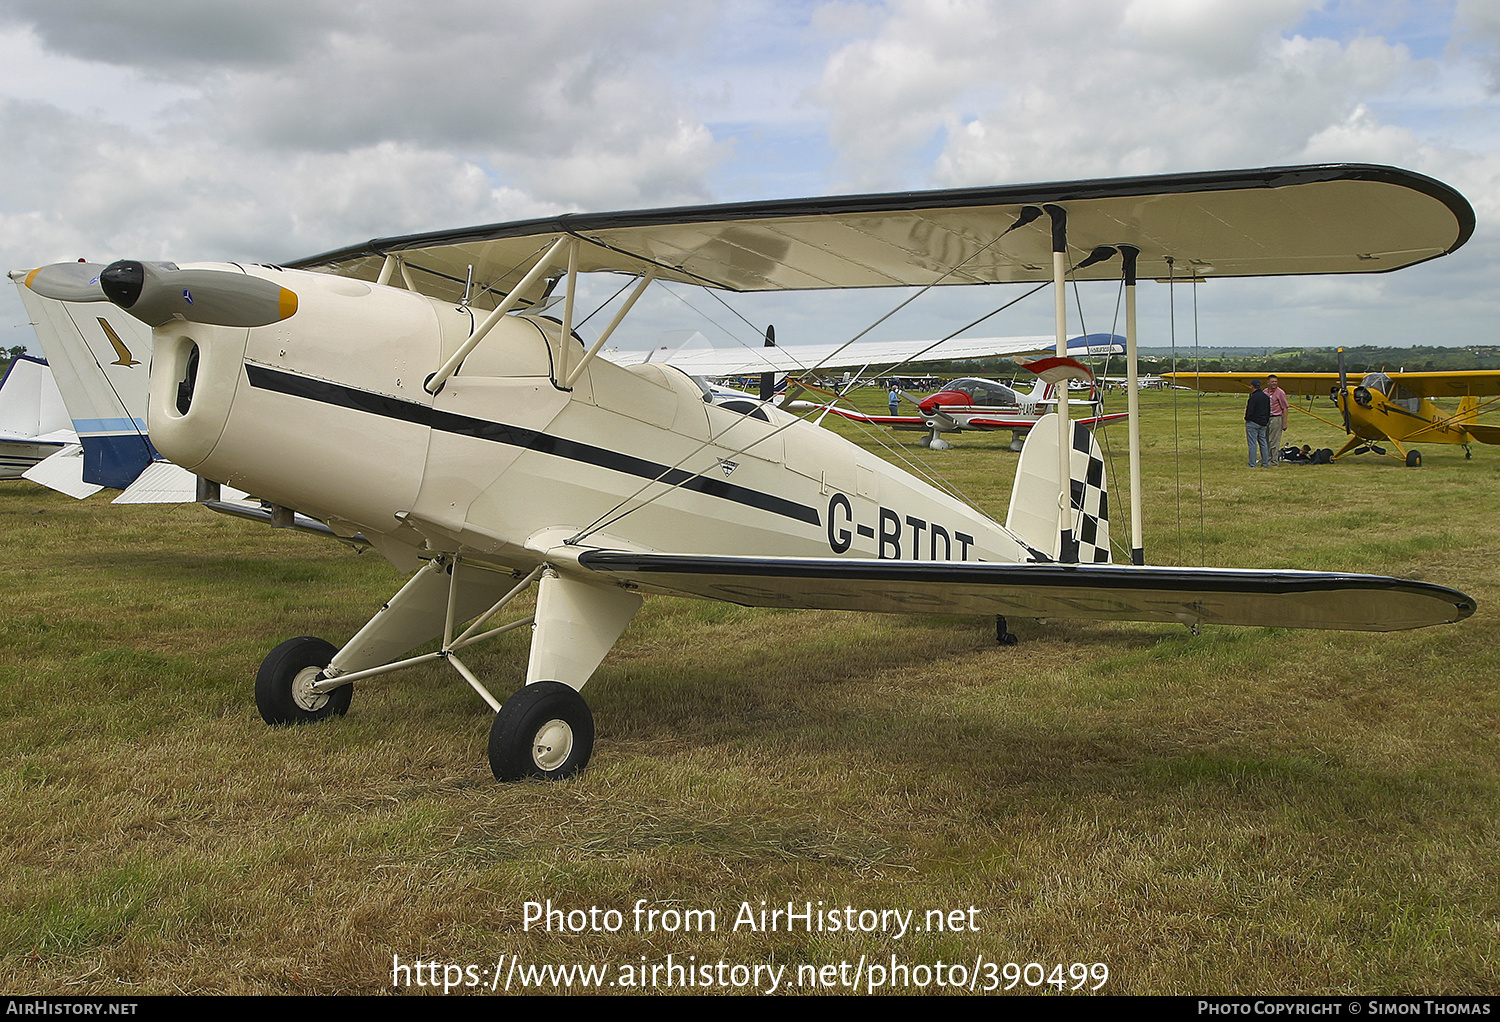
2 0 1497 356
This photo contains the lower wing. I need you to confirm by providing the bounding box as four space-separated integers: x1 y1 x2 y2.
576 551 1473 632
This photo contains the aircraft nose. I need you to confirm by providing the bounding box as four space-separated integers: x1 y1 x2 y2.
98 259 298 329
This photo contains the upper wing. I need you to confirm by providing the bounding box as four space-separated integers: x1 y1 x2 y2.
1158 369 1338 396
576 551 1474 632
1163 372 1337 397
607 334 1122 377
287 164 1473 308
1166 370 1500 400
1385 371 1500 398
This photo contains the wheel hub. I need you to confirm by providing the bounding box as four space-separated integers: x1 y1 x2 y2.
291 666 331 712
532 718 574 772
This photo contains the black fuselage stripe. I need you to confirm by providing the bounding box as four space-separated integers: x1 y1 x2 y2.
243 364 820 526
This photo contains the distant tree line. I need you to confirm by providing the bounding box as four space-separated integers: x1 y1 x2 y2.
0 345 29 377
1133 345 1500 375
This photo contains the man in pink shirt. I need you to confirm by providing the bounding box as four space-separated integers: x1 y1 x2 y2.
1266 375 1290 464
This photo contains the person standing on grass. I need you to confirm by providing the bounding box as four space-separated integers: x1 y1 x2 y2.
1265 374 1289 464
889 386 901 416
1245 379 1271 468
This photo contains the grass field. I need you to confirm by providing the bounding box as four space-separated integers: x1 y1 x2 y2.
1 388 1497 995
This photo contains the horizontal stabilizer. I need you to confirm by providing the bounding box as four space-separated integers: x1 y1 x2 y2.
576 551 1474 632
112 461 249 504
21 443 102 499
1464 423 1500 445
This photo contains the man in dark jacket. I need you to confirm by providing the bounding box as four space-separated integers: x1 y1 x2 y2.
1245 380 1271 468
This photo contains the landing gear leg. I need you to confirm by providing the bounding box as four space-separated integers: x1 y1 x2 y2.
995 615 1018 647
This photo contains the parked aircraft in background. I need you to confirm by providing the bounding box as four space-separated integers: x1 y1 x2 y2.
804 357 1128 450
15 163 1478 783
1165 358 1500 465
606 331 1123 379
0 354 73 478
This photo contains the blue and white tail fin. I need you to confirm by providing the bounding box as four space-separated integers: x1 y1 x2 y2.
1005 412 1111 563
13 278 157 489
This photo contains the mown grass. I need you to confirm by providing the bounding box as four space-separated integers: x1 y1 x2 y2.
0 388 1497 995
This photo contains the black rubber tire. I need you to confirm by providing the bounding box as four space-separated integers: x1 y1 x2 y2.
255 636 350 725
489 682 594 782
1406 450 1422 467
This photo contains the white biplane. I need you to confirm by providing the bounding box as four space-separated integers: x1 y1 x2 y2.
17 163 1478 782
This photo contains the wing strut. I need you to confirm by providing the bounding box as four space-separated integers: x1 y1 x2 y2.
1120 244 1145 565
425 235 570 394
1063 241 1144 564
556 238 580 387
1046 205 1075 562
564 270 657 388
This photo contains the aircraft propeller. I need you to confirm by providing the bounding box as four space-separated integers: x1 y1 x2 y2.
98 260 298 328
1337 346 1352 434
19 261 110 303
22 259 299 329
760 323 777 402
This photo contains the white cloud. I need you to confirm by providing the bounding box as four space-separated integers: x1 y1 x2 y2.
0 0 1497 356
809 0 1420 189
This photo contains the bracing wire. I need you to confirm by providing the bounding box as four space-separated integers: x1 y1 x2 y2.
1073 273 1131 563
569 218 1055 542
573 276 639 331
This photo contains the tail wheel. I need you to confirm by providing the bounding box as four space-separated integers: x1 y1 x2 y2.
255 636 351 725
489 682 594 782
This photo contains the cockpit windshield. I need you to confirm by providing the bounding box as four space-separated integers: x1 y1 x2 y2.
949 378 1020 406
1358 372 1420 412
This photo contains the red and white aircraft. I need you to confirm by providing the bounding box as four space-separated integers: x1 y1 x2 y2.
15 164 1478 782
806 354 1128 450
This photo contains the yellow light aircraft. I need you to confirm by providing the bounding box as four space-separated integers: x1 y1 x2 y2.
1166 355 1500 466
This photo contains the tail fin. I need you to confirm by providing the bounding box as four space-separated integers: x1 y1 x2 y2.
0 355 71 439
13 281 157 488
1457 395 1479 429
1006 413 1111 563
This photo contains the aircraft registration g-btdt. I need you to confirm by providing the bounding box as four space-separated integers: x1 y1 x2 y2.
17 163 1479 782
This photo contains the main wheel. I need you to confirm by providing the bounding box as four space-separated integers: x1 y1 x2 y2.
1405 450 1422 467
489 682 594 782
255 636 351 725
